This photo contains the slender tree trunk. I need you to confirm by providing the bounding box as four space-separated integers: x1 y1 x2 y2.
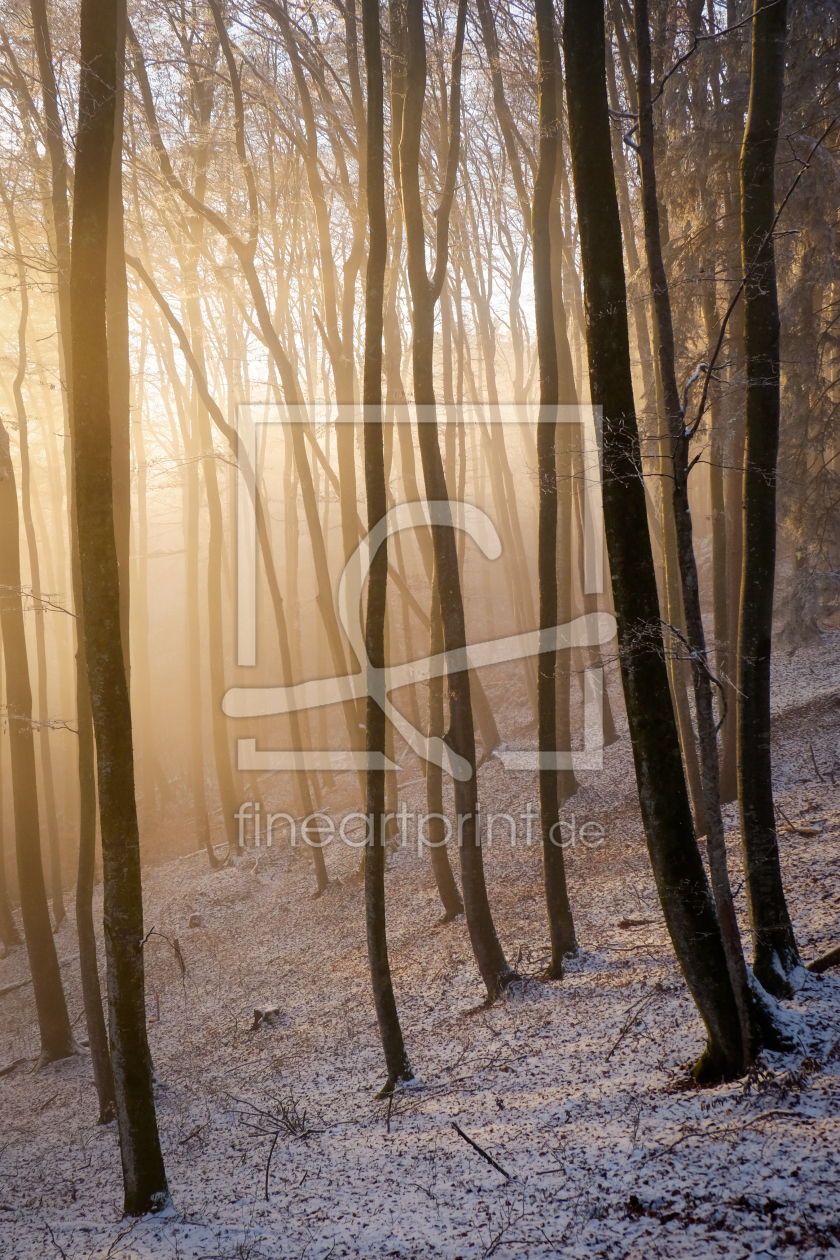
635 0 751 1066
656 403 708 837
185 393 218 867
563 0 744 1082
549 47 583 797
107 0 131 680
426 589 465 918
200 415 241 860
70 0 168 1211
0 420 74 1066
361 0 413 1088
400 0 513 999
533 0 576 976
720 278 745 805
737 0 800 995
29 0 115 1120
699 201 731 754
0 661 21 949
75 647 116 1122
1 189 66 927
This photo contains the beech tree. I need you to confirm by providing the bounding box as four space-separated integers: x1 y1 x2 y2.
737 0 801 996
0 0 835 1135
532 0 576 977
563 0 745 1082
0 417 74 1067
399 0 515 1000
69 0 168 1212
362 0 413 1088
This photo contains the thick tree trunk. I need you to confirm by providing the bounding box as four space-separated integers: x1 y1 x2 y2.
533 0 576 977
70 0 168 1212
737 0 800 995
361 0 413 1088
563 0 744 1082
0 420 74 1066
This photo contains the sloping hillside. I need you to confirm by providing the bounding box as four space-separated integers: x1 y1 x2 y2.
1 635 839 1259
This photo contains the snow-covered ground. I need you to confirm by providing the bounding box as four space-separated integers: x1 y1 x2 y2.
1 634 839 1259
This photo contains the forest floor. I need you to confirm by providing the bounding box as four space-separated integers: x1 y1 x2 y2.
1 633 840 1259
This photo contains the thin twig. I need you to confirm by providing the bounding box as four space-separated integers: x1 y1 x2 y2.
451 1122 511 1180
658 619 728 728
809 742 826 784
264 1130 280 1200
44 1222 67 1260
651 1 785 106
139 927 187 974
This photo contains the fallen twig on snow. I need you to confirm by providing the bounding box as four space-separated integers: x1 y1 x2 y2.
451 1122 511 1180
775 804 820 838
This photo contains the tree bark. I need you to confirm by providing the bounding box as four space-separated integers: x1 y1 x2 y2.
737 0 800 995
107 0 131 680
635 0 751 1067
533 0 576 977
425 589 466 919
1 187 66 928
0 660 21 949
0 419 74 1066
400 0 513 999
361 0 413 1088
70 0 168 1212
563 0 744 1082
29 0 115 1121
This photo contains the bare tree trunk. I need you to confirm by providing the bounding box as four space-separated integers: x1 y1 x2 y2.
426 589 465 919
1 188 66 927
184 381 218 867
0 662 20 951
70 0 168 1211
400 0 513 999
720 270 745 805
533 0 576 976
698 197 731 773
29 0 115 1121
107 0 131 680
635 0 751 1066
0 419 74 1066
563 0 744 1082
737 0 800 995
362 0 413 1088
